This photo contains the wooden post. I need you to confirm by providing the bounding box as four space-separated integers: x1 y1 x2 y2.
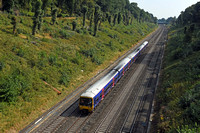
43 81 61 95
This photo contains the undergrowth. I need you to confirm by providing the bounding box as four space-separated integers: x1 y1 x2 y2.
152 24 200 132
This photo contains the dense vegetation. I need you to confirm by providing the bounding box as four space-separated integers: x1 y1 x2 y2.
0 0 157 132
152 2 200 132
2 0 157 24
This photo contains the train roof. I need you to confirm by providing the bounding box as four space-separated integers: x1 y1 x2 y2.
113 57 131 71
80 41 149 99
80 70 118 98
127 49 138 59
139 41 148 50
143 41 148 45
127 41 148 59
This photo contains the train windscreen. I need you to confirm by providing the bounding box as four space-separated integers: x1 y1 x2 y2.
79 97 92 107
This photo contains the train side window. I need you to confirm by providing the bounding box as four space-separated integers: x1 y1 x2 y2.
96 97 99 102
105 86 109 93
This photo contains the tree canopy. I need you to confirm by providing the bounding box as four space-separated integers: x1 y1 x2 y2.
1 0 157 24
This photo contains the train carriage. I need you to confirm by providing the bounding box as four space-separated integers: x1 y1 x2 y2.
79 41 148 113
79 70 118 112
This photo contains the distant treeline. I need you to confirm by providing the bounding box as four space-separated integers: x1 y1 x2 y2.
158 2 200 25
2 0 157 24
177 2 200 26
157 17 176 24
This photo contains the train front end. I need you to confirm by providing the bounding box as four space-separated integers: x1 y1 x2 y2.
79 96 94 113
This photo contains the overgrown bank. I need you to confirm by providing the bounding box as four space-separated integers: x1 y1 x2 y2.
0 13 157 132
151 2 200 132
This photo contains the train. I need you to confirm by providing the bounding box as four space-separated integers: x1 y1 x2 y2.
79 41 149 113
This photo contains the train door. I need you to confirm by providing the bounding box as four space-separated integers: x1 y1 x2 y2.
102 88 104 99
112 78 115 87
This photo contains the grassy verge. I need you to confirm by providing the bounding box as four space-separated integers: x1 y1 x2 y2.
0 13 157 132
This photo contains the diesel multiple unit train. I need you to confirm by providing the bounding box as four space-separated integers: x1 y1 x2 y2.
79 41 149 113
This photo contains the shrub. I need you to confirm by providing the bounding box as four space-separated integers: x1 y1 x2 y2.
0 69 31 102
59 72 70 87
177 123 200 133
106 41 115 51
179 83 200 122
76 28 83 34
43 26 52 32
17 28 28 34
81 47 97 58
71 57 80 65
48 54 57 65
59 29 74 39
50 32 58 38
172 47 184 60
92 55 103 65
0 61 5 71
17 48 25 57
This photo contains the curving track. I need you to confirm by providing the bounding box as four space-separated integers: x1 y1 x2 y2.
20 25 167 133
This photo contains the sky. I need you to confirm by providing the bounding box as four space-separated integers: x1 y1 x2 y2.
130 0 200 19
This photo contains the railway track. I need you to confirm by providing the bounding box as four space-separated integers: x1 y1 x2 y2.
120 29 166 133
21 26 164 133
79 25 166 133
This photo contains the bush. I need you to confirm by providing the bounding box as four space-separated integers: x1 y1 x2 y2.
81 47 97 58
17 28 28 34
179 83 200 122
59 72 70 87
59 29 70 39
92 55 103 65
71 57 79 65
177 124 200 133
48 54 57 65
17 48 25 57
20 11 34 17
172 47 184 60
50 32 58 38
0 61 5 71
43 26 52 32
0 69 31 102
106 41 115 51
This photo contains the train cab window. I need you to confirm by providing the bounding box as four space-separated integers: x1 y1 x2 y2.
105 86 109 93
79 97 92 107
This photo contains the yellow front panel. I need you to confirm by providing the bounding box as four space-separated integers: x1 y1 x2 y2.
79 97 94 112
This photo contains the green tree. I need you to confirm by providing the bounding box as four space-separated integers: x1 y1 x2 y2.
38 11 43 30
2 0 14 14
108 15 112 25
93 5 101 36
82 5 88 27
118 12 122 24
89 8 94 29
113 13 117 26
72 20 77 31
42 0 50 15
69 0 74 16
11 16 17 34
51 8 57 25
32 0 42 35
